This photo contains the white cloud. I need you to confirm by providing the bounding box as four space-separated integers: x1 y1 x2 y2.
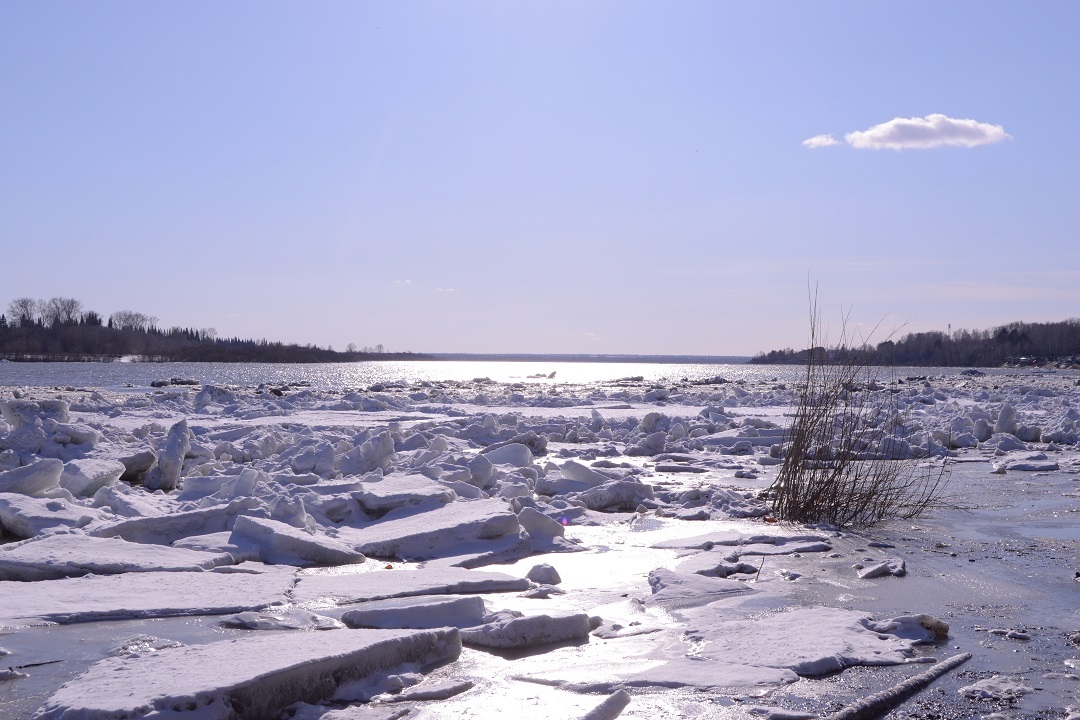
802 133 839 149
845 114 1010 150
435 287 456 293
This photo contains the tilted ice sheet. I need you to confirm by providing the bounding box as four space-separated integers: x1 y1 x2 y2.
292 567 530 607
0 532 235 581
0 564 296 627
333 499 520 560
35 627 462 720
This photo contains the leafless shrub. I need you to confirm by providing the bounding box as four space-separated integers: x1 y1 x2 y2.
768 292 953 528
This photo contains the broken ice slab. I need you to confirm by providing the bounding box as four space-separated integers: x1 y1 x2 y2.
34 628 461 720
0 532 235 581
460 611 592 649
88 498 262 545
645 568 753 609
341 595 487 630
352 474 457 516
230 515 366 566
292 567 530 607
219 607 344 631
334 498 519 560
856 558 907 579
651 530 832 551
679 606 937 676
523 657 798 693
673 551 759 578
0 565 295 627
671 539 833 575
0 493 105 538
0 458 64 496
172 531 262 562
527 607 947 695
58 458 125 497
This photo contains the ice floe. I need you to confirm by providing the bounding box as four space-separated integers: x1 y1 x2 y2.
36 628 461 720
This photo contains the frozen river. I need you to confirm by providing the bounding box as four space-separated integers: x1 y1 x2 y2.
1 365 1078 719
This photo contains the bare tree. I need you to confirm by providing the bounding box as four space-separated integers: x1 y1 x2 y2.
6 298 37 327
40 297 83 327
109 310 158 332
54 297 83 325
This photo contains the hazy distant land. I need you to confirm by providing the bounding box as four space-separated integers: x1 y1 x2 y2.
750 318 1080 368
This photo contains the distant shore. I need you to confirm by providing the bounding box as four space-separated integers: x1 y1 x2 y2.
427 353 750 365
0 351 432 364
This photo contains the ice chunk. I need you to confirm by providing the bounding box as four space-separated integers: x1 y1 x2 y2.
58 459 125 497
481 442 533 468
958 674 1034 700
35 628 461 720
172 531 261 562
91 482 177 518
342 595 487 630
194 384 239 409
145 419 190 491
467 453 495 488
856 558 907 579
0 565 295 626
384 678 474 702
674 551 759 578
0 532 234 581
0 458 63 496
645 568 752 609
1015 424 1042 442
230 515 365 566
682 606 931 676
560 460 609 487
119 449 158 484
1000 451 1059 472
219 607 343 630
0 494 104 538
652 530 831 551
526 563 562 585
461 611 591 648
91 498 262 545
574 478 654 511
992 433 1028 452
354 474 457 516
336 430 396 476
0 398 69 427
336 499 519 560
744 707 814 720
624 659 797 692
293 567 530 606
517 507 567 550
867 614 949 642
994 404 1019 435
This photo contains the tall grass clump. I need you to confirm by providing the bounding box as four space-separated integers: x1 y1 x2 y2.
768 294 952 528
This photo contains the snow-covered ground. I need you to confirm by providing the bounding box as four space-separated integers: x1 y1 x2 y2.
0 369 1078 720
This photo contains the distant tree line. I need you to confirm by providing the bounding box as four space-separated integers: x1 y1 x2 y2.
751 318 1080 368
0 297 424 363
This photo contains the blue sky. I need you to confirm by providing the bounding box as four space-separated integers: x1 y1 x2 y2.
2 2 1077 356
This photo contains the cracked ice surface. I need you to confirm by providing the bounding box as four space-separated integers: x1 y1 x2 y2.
0 366 1076 719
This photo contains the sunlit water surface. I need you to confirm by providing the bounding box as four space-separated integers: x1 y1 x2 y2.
0 360 1047 391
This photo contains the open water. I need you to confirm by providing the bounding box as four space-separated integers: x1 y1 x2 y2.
0 359 1048 391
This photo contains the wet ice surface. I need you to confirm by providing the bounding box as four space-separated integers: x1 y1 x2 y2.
0 368 1078 719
